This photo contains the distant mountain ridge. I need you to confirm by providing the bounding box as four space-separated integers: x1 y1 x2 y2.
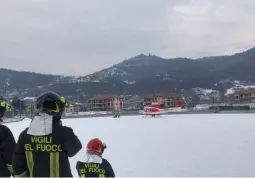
0 47 255 100
86 47 255 83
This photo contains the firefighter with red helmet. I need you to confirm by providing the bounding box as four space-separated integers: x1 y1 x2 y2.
76 138 115 177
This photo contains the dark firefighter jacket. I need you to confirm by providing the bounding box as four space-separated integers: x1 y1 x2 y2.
0 107 6 119
0 124 16 177
76 158 115 178
12 122 82 177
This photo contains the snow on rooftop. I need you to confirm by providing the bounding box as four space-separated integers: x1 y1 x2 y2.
225 85 255 96
193 88 218 95
193 104 211 111
22 97 36 101
124 80 136 84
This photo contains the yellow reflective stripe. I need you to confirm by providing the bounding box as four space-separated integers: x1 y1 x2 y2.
50 152 59 177
99 174 105 178
60 96 66 104
14 171 28 177
81 173 86 178
25 151 34 177
6 104 10 109
6 164 13 173
52 102 60 113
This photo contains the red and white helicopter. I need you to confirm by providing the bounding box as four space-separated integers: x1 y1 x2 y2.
142 99 186 117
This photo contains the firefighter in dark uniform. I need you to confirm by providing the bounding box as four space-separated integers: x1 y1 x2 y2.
0 102 11 122
0 101 16 177
76 138 115 178
12 91 82 177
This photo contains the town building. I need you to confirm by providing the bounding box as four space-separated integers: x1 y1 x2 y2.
65 101 85 113
230 87 255 104
141 93 182 108
87 94 124 111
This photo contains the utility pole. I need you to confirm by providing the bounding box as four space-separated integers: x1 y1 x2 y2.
76 80 80 112
19 98 21 118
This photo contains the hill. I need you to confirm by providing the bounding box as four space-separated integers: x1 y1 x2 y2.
1 47 255 100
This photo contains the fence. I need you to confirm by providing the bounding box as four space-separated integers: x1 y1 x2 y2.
3 115 26 123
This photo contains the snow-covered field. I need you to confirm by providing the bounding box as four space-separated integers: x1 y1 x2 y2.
4 114 255 177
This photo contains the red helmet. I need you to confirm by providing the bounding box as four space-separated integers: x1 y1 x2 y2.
86 138 107 157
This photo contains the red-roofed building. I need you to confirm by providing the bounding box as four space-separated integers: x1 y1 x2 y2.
88 94 124 111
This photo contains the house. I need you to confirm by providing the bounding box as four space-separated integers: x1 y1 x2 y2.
142 94 156 106
22 97 36 106
65 101 85 113
65 104 75 113
230 87 255 104
88 94 124 111
141 93 182 108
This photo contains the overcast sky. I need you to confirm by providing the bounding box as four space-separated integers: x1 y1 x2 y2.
0 0 255 76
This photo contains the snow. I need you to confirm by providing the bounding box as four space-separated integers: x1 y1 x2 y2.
193 87 218 95
22 97 36 101
90 79 100 83
104 68 127 77
225 85 255 96
123 80 136 84
224 80 255 96
192 87 219 100
204 89 215 93
4 114 255 177
225 88 235 96
233 80 241 85
192 104 211 111
163 77 176 81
